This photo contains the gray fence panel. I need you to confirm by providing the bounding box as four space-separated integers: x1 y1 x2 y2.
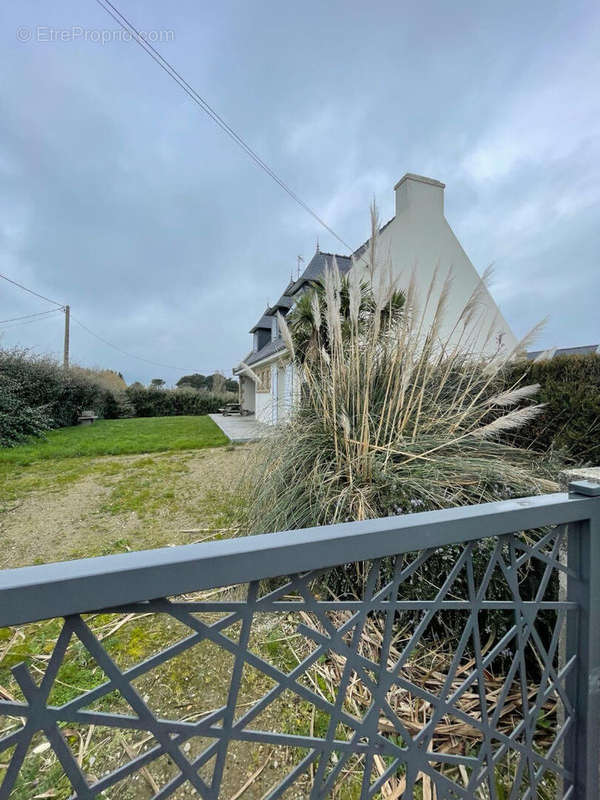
564 504 600 798
0 492 597 628
0 484 597 798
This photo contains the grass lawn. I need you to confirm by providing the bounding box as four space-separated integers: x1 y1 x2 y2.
0 417 242 566
0 419 334 798
0 415 228 466
0 418 535 798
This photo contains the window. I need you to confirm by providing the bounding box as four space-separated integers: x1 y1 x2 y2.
271 316 279 339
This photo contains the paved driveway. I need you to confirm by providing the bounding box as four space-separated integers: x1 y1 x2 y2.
208 413 271 443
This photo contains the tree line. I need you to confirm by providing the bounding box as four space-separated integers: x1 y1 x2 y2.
128 373 238 393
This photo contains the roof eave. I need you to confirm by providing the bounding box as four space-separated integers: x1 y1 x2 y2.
234 346 289 374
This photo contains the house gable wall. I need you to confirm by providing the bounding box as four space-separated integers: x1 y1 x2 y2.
356 174 517 355
235 174 520 424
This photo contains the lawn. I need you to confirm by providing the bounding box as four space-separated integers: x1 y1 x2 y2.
0 415 228 466
0 418 330 798
0 418 545 798
0 417 243 566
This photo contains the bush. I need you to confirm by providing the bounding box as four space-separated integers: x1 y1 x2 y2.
0 348 118 433
245 212 560 649
125 386 237 417
0 348 237 448
0 373 54 447
247 254 557 532
506 354 600 463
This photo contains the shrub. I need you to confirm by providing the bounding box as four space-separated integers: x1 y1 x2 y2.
506 354 600 463
0 348 235 448
247 216 557 534
69 366 127 393
125 386 236 417
0 373 53 447
245 210 560 646
0 348 118 432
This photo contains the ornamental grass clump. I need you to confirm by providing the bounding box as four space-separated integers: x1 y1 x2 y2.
247 208 557 537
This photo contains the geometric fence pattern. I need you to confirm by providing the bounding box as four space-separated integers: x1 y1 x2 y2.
0 526 579 798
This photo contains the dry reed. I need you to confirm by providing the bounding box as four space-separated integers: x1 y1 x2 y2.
247 206 558 534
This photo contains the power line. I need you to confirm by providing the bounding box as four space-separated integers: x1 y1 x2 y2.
0 313 63 332
0 272 64 308
0 309 62 325
71 316 229 374
0 270 230 374
94 0 357 256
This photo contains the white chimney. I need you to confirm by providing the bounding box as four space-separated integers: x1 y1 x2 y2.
394 173 445 218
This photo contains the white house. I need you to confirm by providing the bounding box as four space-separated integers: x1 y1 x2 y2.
234 173 518 424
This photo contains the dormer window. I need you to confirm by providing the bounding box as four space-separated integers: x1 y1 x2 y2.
253 332 259 352
271 316 279 339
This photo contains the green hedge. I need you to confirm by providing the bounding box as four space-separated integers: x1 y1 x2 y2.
0 373 54 447
507 354 600 463
0 348 119 431
125 387 237 417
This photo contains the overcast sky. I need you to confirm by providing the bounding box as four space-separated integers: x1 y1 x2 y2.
0 1 598 385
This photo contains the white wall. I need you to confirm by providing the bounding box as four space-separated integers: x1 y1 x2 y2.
276 363 288 422
239 375 255 413
357 174 518 356
249 358 291 425
255 390 272 423
242 175 514 421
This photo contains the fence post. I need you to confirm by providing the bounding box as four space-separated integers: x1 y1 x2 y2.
562 475 600 798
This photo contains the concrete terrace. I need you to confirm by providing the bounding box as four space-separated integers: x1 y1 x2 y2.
209 413 270 443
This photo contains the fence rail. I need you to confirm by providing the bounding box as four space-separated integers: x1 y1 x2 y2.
0 484 598 799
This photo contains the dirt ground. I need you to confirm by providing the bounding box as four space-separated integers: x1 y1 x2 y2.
0 444 338 799
0 445 254 569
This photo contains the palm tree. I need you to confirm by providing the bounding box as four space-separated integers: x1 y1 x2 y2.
286 265 405 363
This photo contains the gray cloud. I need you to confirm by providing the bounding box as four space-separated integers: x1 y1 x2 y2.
0 0 598 383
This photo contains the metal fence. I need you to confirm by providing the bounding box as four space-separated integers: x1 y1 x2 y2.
0 482 598 799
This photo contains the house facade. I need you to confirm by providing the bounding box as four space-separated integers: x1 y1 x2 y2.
234 173 518 424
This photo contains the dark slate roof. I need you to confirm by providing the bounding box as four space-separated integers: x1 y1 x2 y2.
527 344 599 360
557 344 599 356
249 311 273 333
272 293 294 311
235 338 287 370
289 251 352 295
238 250 354 366
237 214 427 368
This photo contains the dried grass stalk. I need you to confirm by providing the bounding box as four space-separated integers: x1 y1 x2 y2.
246 208 558 532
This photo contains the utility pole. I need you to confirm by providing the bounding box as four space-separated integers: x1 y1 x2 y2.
63 304 70 369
